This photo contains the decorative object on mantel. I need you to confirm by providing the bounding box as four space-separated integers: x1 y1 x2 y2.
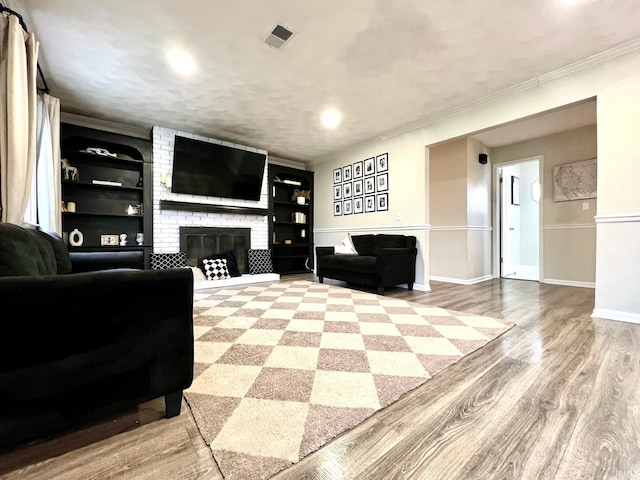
553 158 597 202
333 153 389 215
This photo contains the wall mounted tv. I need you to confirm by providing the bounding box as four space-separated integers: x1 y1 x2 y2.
171 136 267 201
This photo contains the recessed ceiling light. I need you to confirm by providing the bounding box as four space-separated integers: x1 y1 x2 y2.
167 49 196 76
321 108 342 129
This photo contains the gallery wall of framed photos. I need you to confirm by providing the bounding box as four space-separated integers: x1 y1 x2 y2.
333 153 388 216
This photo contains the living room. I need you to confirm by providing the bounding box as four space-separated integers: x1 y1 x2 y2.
2 1 640 479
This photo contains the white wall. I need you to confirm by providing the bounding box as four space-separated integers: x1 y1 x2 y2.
311 49 640 322
152 126 270 253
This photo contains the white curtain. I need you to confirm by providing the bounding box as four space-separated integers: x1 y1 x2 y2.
26 93 61 232
0 13 39 225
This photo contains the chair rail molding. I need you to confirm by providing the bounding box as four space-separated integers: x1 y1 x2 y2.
594 213 640 223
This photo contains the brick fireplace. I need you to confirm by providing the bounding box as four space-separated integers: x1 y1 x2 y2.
180 227 251 273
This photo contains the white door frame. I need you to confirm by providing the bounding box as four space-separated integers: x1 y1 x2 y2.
492 155 544 280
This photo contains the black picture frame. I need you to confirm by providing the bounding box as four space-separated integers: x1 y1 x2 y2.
353 179 363 196
343 182 352 198
343 199 353 215
333 185 342 200
353 160 363 179
511 176 520 205
333 168 342 184
365 195 376 213
376 173 388 192
334 201 342 216
364 157 375 176
364 176 375 194
342 165 352 182
376 193 389 211
353 197 363 214
376 153 388 173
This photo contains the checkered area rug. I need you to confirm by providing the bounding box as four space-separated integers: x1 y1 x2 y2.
185 280 514 480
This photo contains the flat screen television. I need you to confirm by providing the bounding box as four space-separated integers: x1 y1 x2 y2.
171 136 267 201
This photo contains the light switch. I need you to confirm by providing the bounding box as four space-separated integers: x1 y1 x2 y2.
396 211 402 221
582 201 589 210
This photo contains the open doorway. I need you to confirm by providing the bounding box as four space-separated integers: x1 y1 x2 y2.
495 157 542 281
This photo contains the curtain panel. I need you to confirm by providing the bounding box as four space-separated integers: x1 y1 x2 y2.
0 13 39 224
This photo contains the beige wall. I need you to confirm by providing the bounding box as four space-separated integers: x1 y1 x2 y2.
492 125 597 285
311 49 640 321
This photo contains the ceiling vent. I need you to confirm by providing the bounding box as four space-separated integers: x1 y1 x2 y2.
264 24 294 50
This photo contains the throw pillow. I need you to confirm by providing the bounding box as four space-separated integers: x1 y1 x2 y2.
247 249 273 274
201 250 241 277
186 266 207 282
150 252 187 270
334 233 358 255
203 258 231 281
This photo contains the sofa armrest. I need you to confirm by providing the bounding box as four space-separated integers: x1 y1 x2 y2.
316 246 336 258
376 247 417 282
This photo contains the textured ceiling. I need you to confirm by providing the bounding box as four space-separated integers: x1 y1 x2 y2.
15 0 640 163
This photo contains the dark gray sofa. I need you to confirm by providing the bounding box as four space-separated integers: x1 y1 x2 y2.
0 222 194 450
316 234 417 295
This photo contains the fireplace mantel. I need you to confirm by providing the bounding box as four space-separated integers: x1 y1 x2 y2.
160 200 268 216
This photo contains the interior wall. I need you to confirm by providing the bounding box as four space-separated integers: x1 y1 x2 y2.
492 125 597 286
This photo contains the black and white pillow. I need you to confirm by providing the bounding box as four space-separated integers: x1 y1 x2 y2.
203 258 231 281
150 252 186 270
247 249 273 274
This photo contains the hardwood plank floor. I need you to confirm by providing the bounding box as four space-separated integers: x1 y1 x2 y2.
2 275 638 480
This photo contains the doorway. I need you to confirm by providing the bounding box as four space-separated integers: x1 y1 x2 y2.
495 157 542 281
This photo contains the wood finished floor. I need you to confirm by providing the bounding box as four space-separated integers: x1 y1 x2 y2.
2 275 639 480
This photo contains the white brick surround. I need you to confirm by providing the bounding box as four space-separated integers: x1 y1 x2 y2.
152 126 269 254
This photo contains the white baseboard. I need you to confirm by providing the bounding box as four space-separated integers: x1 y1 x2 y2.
543 278 595 288
592 308 640 324
429 274 493 285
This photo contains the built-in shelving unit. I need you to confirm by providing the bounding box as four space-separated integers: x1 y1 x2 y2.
269 164 314 274
60 123 153 269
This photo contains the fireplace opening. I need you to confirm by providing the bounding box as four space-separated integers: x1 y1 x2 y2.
180 227 251 273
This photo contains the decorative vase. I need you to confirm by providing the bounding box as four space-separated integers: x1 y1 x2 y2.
69 228 83 246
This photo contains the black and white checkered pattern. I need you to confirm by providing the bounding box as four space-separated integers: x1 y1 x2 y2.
247 249 273 274
203 258 231 281
150 252 186 270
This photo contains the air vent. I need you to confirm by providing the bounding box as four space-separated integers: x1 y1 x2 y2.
264 24 294 50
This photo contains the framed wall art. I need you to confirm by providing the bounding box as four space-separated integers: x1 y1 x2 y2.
353 179 363 196
353 197 363 214
365 195 376 213
342 165 352 182
376 153 388 173
553 158 597 202
364 176 375 194
376 173 388 192
353 160 363 178
343 199 353 215
342 182 352 198
376 193 389 211
333 168 342 184
333 185 342 200
334 201 342 216
364 157 375 176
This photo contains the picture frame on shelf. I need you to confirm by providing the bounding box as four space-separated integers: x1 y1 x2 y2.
364 176 375 194
364 157 375 176
342 165 352 182
376 173 388 192
353 179 363 196
333 168 342 184
100 234 119 246
376 153 389 173
334 201 342 216
376 193 389 211
343 199 353 215
365 195 376 213
353 197 364 214
333 185 342 200
342 182 352 198
353 160 363 179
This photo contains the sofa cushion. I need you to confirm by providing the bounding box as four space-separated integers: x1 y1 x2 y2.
318 254 377 275
373 234 414 252
39 231 72 274
351 235 376 256
0 223 57 276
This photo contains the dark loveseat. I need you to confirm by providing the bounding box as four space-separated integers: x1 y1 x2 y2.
316 234 417 295
0 222 194 450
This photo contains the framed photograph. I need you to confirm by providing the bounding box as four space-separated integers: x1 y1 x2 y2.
342 165 352 182
376 193 389 211
333 184 342 200
353 179 363 196
343 199 353 215
342 182 352 198
365 195 376 213
364 176 375 194
364 157 375 176
100 234 119 246
334 201 342 216
376 153 389 173
376 173 388 192
353 197 364 214
353 160 363 179
333 168 342 184
553 158 597 202
511 176 520 205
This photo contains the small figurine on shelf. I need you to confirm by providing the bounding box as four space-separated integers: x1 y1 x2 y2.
61 158 79 181
120 233 127 246
136 232 144 245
